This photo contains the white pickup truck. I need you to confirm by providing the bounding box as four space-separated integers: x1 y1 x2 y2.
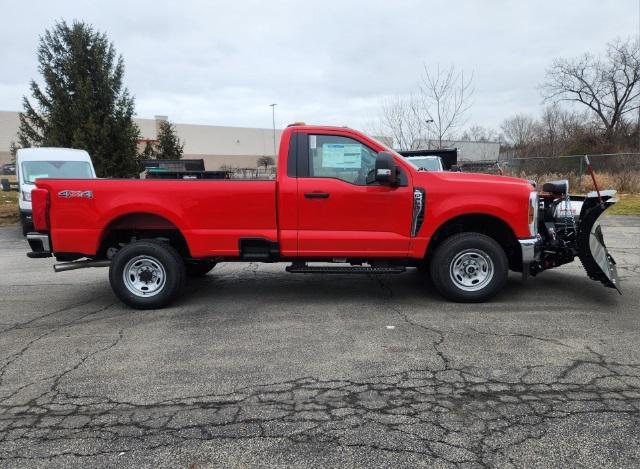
17 148 96 235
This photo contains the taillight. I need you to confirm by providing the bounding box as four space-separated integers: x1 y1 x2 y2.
31 188 50 231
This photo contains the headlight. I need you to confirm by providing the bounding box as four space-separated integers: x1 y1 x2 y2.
22 190 31 202
528 191 538 236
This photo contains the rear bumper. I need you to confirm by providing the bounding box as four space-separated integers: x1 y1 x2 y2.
26 232 52 258
519 237 540 264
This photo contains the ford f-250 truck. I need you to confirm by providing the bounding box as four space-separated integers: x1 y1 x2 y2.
25 124 620 309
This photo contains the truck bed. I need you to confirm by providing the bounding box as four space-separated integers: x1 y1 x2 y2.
36 179 277 257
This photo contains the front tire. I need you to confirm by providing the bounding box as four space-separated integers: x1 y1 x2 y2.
21 216 33 237
109 240 186 309
430 233 508 302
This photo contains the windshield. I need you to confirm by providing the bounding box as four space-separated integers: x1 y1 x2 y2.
407 158 443 171
21 161 93 184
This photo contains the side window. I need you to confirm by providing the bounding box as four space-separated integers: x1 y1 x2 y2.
308 135 377 185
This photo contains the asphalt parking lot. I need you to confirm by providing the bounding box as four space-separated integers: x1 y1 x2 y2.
0 217 639 468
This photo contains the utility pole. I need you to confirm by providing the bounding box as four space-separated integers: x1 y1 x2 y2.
270 103 277 157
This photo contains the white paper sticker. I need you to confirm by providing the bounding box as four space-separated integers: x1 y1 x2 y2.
309 135 317 149
322 143 362 169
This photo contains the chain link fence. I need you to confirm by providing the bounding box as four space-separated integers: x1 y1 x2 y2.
501 153 640 193
224 167 277 180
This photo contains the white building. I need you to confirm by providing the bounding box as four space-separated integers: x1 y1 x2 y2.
0 111 19 166
0 111 283 170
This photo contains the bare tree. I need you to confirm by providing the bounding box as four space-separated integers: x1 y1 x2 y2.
539 104 563 155
419 64 474 148
374 95 433 151
460 125 500 142
542 37 640 142
558 108 590 140
537 105 597 156
374 64 473 150
257 156 275 168
501 114 537 157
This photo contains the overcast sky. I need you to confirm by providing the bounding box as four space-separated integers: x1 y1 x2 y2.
1 0 638 132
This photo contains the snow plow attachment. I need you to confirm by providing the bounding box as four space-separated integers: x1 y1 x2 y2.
535 177 620 294
576 190 621 293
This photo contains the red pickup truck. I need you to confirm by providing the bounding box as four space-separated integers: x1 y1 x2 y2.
25 124 620 309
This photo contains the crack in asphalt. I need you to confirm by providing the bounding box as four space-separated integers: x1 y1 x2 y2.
0 301 118 390
1 352 639 466
0 272 638 467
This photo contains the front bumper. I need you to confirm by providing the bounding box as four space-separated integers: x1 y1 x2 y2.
26 232 52 258
20 209 33 223
519 237 540 264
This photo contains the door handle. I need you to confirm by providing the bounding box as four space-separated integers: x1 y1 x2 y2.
304 192 330 199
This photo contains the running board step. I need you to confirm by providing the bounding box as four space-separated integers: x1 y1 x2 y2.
286 265 406 274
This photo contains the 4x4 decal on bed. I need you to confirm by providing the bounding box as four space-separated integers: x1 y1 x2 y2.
58 190 93 199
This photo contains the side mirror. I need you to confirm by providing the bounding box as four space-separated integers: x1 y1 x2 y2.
450 165 462 172
374 152 398 185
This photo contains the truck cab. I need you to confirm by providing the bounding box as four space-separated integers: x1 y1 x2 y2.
25 124 620 309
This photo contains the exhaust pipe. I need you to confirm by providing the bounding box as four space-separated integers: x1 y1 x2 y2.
53 260 111 273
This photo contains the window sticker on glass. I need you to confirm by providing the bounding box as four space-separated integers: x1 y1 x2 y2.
322 143 362 169
309 135 317 149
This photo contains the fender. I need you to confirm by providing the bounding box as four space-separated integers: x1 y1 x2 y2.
409 187 527 259
412 210 519 259
428 189 529 237
407 171 533 259
96 204 188 253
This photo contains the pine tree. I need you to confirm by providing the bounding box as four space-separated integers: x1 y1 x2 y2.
139 141 156 159
17 20 140 177
155 120 184 160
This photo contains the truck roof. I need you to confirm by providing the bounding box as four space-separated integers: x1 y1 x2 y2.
285 124 394 151
16 147 92 162
286 124 355 132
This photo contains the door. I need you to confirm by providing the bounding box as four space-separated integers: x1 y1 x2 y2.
297 133 413 257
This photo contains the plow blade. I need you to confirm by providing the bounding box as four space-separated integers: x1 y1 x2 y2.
576 190 621 293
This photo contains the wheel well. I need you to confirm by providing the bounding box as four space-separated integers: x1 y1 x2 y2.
98 213 190 259
426 214 522 271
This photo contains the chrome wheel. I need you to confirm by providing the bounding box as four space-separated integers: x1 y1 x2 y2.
122 255 166 297
449 249 494 292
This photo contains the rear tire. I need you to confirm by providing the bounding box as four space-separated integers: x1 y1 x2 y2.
109 240 185 309
430 232 508 302
185 260 216 277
